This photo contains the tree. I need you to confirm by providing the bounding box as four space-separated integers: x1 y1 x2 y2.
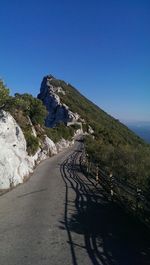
14 93 47 125
0 80 10 108
29 98 47 125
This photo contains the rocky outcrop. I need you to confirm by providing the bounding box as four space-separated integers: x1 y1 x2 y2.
56 138 74 153
0 75 84 190
0 111 55 189
43 136 57 156
0 110 34 189
37 75 80 127
88 125 94 134
0 110 76 190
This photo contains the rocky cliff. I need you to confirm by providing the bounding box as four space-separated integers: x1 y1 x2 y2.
1 73 149 197
0 110 74 190
0 110 34 189
37 75 80 127
0 75 85 191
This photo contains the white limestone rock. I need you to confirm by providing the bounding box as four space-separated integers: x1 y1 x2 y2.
56 138 74 153
37 75 80 127
55 86 66 95
0 111 58 190
0 109 78 190
74 128 83 137
88 125 94 134
43 136 57 156
0 110 34 189
27 116 37 137
33 136 57 164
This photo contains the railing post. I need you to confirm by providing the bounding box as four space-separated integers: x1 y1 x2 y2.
86 154 89 175
109 171 114 201
136 187 142 212
96 165 99 184
88 160 91 175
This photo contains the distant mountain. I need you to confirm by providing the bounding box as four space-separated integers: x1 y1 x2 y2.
125 122 150 143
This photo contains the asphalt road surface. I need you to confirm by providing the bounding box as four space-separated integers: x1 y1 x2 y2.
0 139 150 265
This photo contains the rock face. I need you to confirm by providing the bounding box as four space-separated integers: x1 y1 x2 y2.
0 110 75 190
0 75 83 190
88 125 94 134
37 75 80 127
0 111 58 189
43 136 57 156
0 110 34 189
56 138 74 153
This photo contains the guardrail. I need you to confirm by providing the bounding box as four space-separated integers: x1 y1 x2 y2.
80 151 150 228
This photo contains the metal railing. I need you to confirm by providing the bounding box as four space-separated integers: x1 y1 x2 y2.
80 151 150 228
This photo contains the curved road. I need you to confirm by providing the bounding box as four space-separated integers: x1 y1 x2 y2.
0 140 150 265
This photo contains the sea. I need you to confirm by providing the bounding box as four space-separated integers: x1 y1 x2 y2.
125 122 150 144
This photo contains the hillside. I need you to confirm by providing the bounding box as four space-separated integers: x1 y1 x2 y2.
38 75 150 195
1 75 150 197
0 79 80 190
45 76 145 145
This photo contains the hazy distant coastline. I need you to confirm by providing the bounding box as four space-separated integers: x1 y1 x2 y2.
125 122 150 144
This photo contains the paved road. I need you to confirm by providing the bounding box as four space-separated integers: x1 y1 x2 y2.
0 139 150 265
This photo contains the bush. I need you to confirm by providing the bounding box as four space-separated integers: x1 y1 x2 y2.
24 132 39 155
45 123 75 143
70 123 81 131
14 93 47 125
0 80 10 108
84 134 150 190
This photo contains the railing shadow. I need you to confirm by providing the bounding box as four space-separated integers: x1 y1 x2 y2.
59 146 150 265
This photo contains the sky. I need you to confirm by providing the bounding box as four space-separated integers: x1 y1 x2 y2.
0 0 150 122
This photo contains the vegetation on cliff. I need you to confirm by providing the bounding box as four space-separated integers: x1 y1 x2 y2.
1 77 150 197
0 80 80 154
48 77 150 196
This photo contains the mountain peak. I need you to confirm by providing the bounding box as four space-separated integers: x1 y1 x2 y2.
37 76 80 128
45 74 55 80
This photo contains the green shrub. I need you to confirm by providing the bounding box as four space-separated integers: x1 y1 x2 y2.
49 77 150 194
70 123 81 131
24 132 39 155
45 123 75 143
13 93 47 125
84 135 150 190
0 80 10 108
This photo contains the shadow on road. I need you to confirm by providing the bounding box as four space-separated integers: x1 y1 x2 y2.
17 188 47 198
59 144 150 265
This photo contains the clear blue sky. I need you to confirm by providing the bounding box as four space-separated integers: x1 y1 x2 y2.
0 0 150 122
